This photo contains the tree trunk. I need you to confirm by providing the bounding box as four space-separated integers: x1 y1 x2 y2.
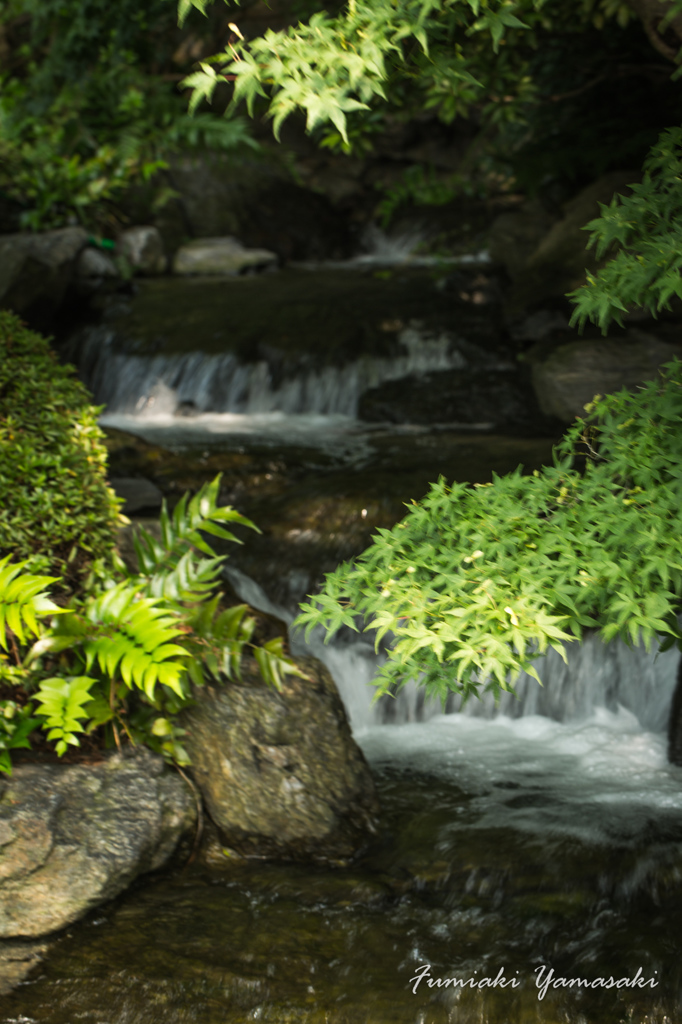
668 657 682 765
626 0 682 61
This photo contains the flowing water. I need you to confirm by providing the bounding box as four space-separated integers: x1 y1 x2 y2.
4 258 682 1024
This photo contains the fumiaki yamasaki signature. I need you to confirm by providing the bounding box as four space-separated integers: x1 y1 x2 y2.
410 964 659 1000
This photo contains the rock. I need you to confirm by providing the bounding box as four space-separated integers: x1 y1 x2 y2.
75 247 119 287
109 476 164 513
165 155 353 262
530 331 681 423
509 171 640 310
0 227 88 328
0 939 49 995
0 750 196 938
487 199 557 280
358 366 556 435
182 656 380 862
118 226 166 275
173 237 278 276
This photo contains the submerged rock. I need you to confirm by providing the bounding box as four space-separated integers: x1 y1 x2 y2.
183 655 380 862
0 750 196 938
173 236 278 276
530 332 680 422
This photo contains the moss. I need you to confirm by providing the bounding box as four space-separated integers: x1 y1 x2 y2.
0 311 123 589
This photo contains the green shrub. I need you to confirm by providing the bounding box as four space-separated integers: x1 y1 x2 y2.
0 311 122 587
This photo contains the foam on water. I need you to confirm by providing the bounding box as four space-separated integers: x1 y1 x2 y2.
359 709 682 846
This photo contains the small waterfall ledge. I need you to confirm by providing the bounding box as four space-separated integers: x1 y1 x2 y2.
69 321 498 418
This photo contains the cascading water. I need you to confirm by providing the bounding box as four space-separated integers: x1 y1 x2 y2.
226 565 679 735
75 321 474 420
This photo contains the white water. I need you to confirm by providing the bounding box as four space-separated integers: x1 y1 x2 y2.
293 225 492 270
225 566 682 847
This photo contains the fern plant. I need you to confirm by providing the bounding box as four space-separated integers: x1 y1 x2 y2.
0 556 61 771
0 477 307 772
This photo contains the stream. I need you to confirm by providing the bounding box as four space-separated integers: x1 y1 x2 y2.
3 260 682 1024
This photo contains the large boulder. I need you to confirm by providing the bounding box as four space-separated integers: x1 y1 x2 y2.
0 750 195 938
0 227 88 328
163 154 354 262
173 237 278 276
182 656 380 862
507 171 640 310
109 476 163 514
530 331 680 423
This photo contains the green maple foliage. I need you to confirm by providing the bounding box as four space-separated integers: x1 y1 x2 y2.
297 361 682 703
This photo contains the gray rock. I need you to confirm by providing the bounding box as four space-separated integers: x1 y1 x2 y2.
118 226 166 275
0 227 88 326
530 331 680 422
109 476 163 513
510 171 640 310
358 365 553 435
173 237 278 276
182 656 380 862
0 750 196 938
75 247 119 283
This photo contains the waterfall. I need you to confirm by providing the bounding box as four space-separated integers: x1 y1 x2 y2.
224 567 679 736
72 322 474 418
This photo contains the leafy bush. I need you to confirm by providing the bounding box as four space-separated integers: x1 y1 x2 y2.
0 0 258 231
0 311 122 587
569 125 682 332
0 477 307 771
297 360 682 703
0 61 258 232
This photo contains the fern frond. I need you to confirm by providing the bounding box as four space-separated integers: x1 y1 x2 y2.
33 675 97 756
0 555 62 650
159 475 259 560
82 582 189 699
